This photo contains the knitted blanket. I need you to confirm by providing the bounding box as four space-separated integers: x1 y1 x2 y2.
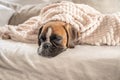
0 1 120 45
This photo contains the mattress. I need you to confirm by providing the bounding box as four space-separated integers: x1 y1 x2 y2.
0 39 120 80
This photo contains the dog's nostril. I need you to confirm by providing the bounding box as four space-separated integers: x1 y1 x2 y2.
43 43 51 49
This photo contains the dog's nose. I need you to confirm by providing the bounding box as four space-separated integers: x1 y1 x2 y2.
43 43 51 49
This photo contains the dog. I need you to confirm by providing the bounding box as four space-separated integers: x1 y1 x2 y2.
37 20 80 57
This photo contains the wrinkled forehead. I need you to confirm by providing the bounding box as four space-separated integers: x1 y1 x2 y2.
41 21 66 36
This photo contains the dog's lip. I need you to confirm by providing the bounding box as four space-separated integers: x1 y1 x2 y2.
39 54 55 58
37 47 41 53
38 49 67 57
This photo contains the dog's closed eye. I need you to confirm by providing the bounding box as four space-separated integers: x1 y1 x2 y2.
38 35 46 46
50 34 62 45
40 36 46 42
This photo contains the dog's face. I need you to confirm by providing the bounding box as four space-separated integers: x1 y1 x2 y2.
37 21 79 57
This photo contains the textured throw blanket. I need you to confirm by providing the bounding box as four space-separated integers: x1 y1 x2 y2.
0 1 120 45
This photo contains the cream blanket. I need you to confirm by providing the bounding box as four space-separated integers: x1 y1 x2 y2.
0 1 120 45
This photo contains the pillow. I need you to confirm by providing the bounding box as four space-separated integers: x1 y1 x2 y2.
0 4 15 26
9 4 47 25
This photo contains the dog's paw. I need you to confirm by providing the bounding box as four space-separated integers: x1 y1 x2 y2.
1 33 11 39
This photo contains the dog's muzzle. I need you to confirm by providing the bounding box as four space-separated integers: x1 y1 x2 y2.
37 42 66 57
37 42 55 57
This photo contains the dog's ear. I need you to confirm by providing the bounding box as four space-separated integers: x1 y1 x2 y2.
63 24 79 48
38 26 43 46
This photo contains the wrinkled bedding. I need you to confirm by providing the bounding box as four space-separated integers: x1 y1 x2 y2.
0 39 120 80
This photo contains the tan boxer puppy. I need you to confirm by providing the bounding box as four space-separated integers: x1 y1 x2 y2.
37 20 80 57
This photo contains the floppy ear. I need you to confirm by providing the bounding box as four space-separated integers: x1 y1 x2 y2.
64 24 79 48
38 26 43 46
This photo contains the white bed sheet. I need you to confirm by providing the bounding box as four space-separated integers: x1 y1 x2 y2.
0 39 120 80
0 39 120 60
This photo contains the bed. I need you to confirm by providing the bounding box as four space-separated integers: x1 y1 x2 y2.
0 39 120 80
0 0 120 80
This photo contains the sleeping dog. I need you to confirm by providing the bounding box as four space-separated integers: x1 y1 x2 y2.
37 1 120 57
37 21 80 57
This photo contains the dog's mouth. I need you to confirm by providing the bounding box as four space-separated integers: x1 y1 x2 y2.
37 46 66 57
